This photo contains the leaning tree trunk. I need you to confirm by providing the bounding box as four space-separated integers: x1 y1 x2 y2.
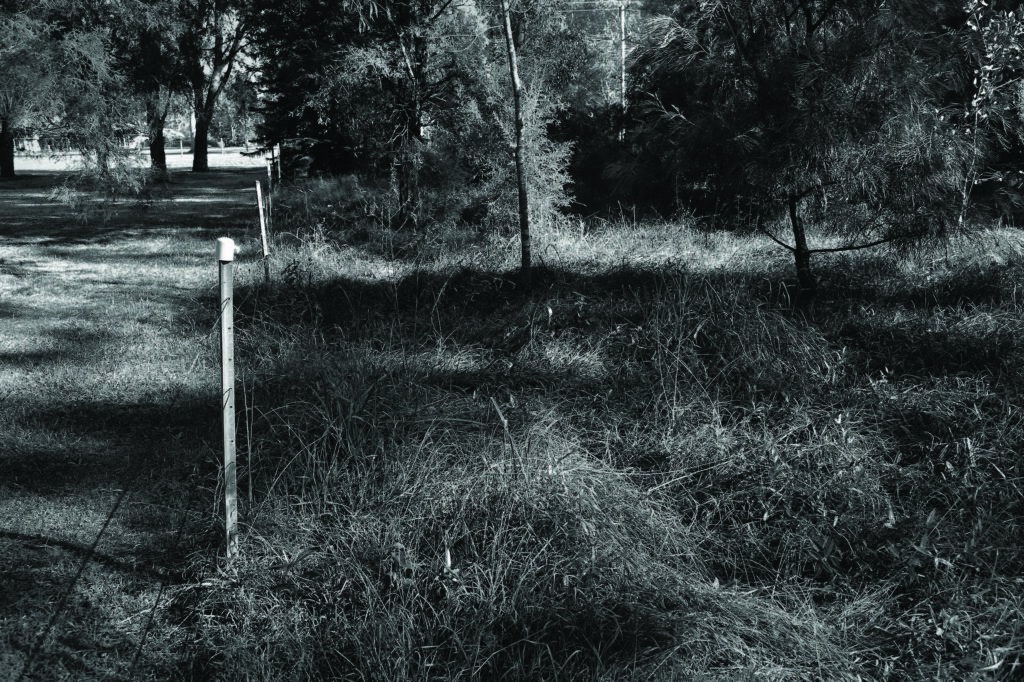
499 0 531 288
788 193 816 314
0 118 15 179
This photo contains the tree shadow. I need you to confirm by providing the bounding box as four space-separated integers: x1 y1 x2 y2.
215 256 1024 495
0 166 263 245
812 256 1024 377
0 165 271 681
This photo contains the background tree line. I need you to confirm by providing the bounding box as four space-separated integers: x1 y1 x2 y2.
2 0 1023 296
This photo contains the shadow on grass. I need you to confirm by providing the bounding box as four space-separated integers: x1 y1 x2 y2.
0 169 274 681
233 258 1024 384
0 391 220 492
0 384 222 679
150 244 1024 680
0 529 172 582
226 254 1024 491
816 251 1015 308
813 257 1024 378
0 499 205 682
0 167 264 245
0 390 218 681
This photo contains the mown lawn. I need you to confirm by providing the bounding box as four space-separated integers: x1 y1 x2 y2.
0 157 265 681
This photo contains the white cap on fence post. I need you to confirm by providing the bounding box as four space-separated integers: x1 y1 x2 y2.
217 237 237 262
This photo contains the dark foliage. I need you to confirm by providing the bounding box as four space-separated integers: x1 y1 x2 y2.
249 0 365 176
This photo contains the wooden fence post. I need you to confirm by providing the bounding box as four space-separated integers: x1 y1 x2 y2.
265 154 274 229
256 181 271 282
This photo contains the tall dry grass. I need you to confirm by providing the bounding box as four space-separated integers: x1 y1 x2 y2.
174 177 1024 680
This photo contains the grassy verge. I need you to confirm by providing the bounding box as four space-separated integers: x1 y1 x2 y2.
173 177 1024 680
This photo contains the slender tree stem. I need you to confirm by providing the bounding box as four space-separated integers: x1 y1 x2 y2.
499 0 531 287
789 193 816 313
0 117 15 179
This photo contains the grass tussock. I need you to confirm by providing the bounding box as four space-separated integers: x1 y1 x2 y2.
175 176 1024 680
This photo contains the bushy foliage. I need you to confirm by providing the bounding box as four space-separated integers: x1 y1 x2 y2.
0 6 132 177
461 84 575 235
249 0 362 176
251 0 589 235
632 0 983 240
49 155 171 222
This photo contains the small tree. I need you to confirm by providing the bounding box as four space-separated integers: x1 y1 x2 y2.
634 0 1013 311
498 0 531 286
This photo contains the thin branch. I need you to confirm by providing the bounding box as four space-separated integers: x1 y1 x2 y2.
794 180 836 202
761 227 796 252
808 0 839 36
720 7 767 87
428 0 459 24
386 11 417 82
808 234 912 254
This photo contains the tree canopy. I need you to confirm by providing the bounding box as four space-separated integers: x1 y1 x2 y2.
629 0 1024 308
2 0 1023 297
0 7 122 177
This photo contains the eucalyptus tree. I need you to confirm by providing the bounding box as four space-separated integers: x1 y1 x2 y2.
458 1 631 280
498 0 532 284
110 1 186 172
633 0 1020 311
179 0 249 172
491 0 613 285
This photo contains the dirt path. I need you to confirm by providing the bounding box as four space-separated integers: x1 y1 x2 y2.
0 156 266 681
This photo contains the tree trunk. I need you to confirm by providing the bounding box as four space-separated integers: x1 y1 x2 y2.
192 104 212 172
146 96 167 173
395 101 421 229
395 145 420 230
392 25 427 231
499 0 531 288
0 118 15 179
96 144 110 176
788 193 816 314
150 127 167 172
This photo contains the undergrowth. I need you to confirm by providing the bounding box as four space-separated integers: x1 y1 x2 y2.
174 177 1024 680
49 156 172 224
